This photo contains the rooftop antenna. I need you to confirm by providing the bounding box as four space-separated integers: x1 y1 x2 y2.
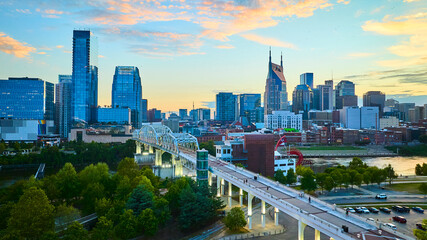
269 46 271 63
281 51 283 67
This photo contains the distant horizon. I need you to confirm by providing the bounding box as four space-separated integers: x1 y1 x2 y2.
1 0 426 111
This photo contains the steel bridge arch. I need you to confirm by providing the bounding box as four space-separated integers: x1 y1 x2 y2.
133 124 199 154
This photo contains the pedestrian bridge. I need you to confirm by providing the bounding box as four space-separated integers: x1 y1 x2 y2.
133 125 413 240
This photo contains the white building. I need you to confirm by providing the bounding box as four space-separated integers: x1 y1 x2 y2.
380 116 399 129
274 151 296 174
340 106 379 130
264 111 303 131
0 119 55 142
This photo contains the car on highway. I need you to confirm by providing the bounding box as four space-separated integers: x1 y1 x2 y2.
384 223 397 231
368 207 379 213
379 207 391 213
412 207 424 213
375 194 387 199
360 207 370 214
416 223 426 230
345 207 356 213
392 216 407 223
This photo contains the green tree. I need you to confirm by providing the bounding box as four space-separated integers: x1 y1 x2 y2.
142 168 160 189
165 177 191 216
7 187 55 239
416 163 423 175
81 182 105 214
54 204 81 228
12 142 20 152
56 163 80 204
0 142 6 154
342 172 351 189
363 171 371 186
138 208 158 236
62 221 88 240
115 176 133 201
91 216 113 240
330 170 343 189
413 219 427 240
153 197 171 226
114 209 138 239
117 157 140 181
126 184 154 215
199 140 216 156
274 170 287 184
419 183 427 195
354 173 363 188
324 176 335 192
224 207 247 231
95 198 113 218
316 173 328 193
0 202 14 231
300 168 317 192
384 164 397 185
348 157 366 169
286 168 297 185
419 134 427 144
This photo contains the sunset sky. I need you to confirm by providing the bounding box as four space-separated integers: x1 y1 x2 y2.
0 0 426 112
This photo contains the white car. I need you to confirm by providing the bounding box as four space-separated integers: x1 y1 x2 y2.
384 223 397 231
346 207 356 213
376 194 387 199
361 207 370 214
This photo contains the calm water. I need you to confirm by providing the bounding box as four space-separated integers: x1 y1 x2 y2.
311 156 427 176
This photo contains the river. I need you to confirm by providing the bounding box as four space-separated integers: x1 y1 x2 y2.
311 156 427 176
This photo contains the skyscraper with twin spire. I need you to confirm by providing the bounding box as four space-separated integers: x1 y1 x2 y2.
264 49 288 115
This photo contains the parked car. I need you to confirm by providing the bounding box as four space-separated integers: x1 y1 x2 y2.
355 207 363 213
346 207 356 213
368 207 379 213
384 223 397 230
416 223 426 231
392 216 407 223
360 207 370 214
412 207 424 213
402 206 410 212
392 206 405 213
367 218 375 223
380 207 391 213
375 194 387 199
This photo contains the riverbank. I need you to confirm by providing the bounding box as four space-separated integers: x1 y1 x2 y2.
386 145 427 157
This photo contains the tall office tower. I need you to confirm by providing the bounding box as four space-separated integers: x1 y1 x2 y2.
318 82 333 110
147 108 162 122
179 109 188 119
292 84 313 119
141 99 148 123
55 75 72 138
0 77 54 120
397 103 415 121
363 91 386 117
112 66 142 128
335 80 357 109
300 73 314 89
216 92 238 122
72 30 98 124
239 94 261 124
264 50 288 115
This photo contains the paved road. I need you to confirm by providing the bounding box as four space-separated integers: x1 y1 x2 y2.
206 157 409 240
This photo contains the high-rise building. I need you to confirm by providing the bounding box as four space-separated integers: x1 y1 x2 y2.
216 92 237 122
112 66 142 128
340 106 379 130
190 108 211 121
0 77 54 120
363 91 385 117
72 30 98 124
147 108 162 122
300 73 314 89
55 75 72 138
318 83 333 110
335 80 357 109
179 109 188 120
264 50 288 115
292 84 313 119
141 99 148 123
397 103 415 122
239 94 261 124
97 107 131 124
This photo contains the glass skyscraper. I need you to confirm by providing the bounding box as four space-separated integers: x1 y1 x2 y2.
300 73 314 89
55 75 72 138
0 77 54 120
112 66 142 128
216 92 237 122
292 84 313 120
72 30 98 124
335 80 357 109
239 94 262 124
264 50 288 115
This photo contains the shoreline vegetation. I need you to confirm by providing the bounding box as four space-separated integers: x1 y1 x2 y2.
386 145 427 157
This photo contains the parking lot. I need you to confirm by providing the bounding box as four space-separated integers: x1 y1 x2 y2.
344 206 425 236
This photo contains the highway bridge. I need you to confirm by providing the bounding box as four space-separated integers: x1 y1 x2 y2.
133 124 413 240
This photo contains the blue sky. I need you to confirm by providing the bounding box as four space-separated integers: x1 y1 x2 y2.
0 0 426 112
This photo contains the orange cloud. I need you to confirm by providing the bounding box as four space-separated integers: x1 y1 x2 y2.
347 52 374 58
241 33 296 49
215 44 234 49
0 32 36 58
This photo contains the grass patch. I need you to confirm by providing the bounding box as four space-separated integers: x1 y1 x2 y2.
296 146 364 151
386 183 424 194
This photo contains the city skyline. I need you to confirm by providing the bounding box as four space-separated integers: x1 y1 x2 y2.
0 0 427 112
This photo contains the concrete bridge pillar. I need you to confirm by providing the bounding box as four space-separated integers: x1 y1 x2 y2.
216 176 221 197
248 193 254 230
155 149 163 166
228 181 232 208
173 156 183 177
329 238 335 240
315 229 320 240
261 200 266 228
221 178 225 196
274 207 279 226
148 145 154 154
136 142 142 154
239 188 243 207
208 171 212 186
298 220 307 240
